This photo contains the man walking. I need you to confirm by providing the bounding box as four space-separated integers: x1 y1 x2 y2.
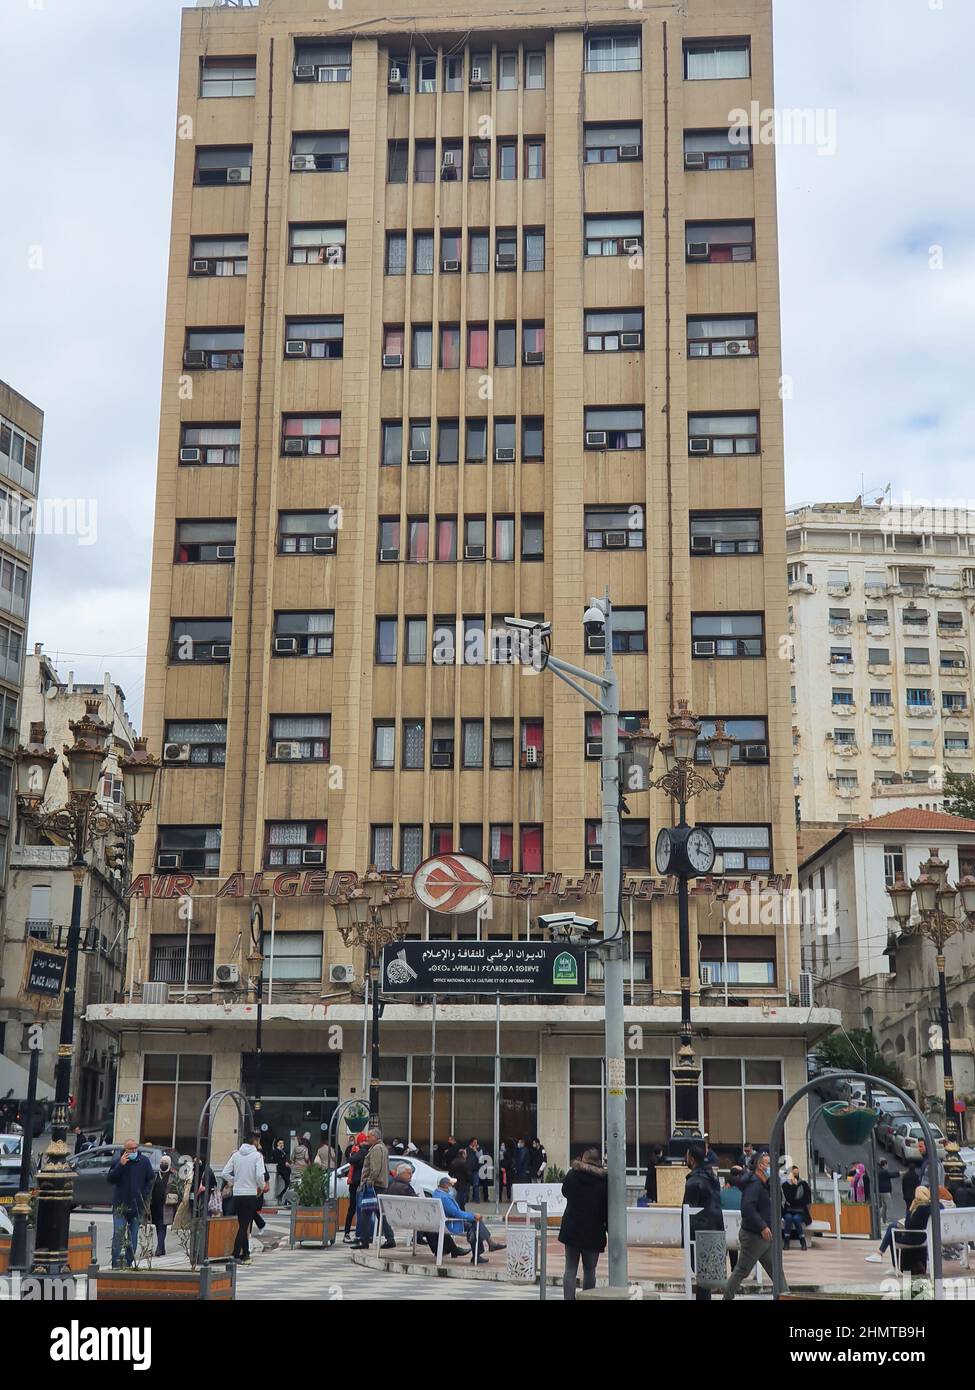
107 1139 155 1268
222 1132 269 1263
723 1152 790 1299
352 1129 394 1249
683 1141 725 1300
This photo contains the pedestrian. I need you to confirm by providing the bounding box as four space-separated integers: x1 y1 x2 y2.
442 1134 461 1168
683 1141 725 1301
467 1139 481 1200
107 1139 155 1269
477 1147 494 1202
720 1168 744 1271
723 1152 790 1299
272 1138 291 1203
847 1162 867 1203
72 1125 86 1155
738 1143 756 1169
387 1162 416 1197
781 1165 812 1251
251 1140 269 1233
901 1155 924 1209
291 1133 310 1177
315 1136 335 1169
352 1129 395 1250
498 1139 514 1201
877 1159 893 1225
431 1176 504 1263
343 1133 367 1242
952 1176 975 1208
558 1147 608 1300
513 1137 532 1185
531 1136 548 1183
704 1143 720 1169
644 1144 664 1204
150 1155 176 1256
449 1147 470 1208
221 1132 269 1264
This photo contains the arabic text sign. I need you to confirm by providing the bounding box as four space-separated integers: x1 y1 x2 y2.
412 854 493 915
382 941 586 995
20 944 68 1004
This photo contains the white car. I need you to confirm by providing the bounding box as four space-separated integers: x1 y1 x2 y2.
891 1120 946 1163
327 1156 444 1200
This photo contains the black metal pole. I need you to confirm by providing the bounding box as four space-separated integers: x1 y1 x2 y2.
252 904 264 1117
369 948 381 1124
936 953 960 1171
10 1041 39 1270
669 801 701 1159
32 862 84 1276
864 1078 880 1241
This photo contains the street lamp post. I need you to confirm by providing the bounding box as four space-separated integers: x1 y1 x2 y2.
886 848 975 1185
332 870 413 1125
14 705 158 1277
627 704 735 1158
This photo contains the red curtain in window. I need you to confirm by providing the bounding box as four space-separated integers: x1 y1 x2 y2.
586 822 601 847
521 826 542 873
468 327 488 368
436 521 456 561
310 823 327 845
431 827 453 853
385 327 404 354
440 328 459 369
523 721 543 751
526 325 544 354
409 520 429 561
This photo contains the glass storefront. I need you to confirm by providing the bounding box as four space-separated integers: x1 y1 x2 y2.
140 1053 213 1151
240 1052 341 1155
569 1057 671 1172
376 1054 537 1158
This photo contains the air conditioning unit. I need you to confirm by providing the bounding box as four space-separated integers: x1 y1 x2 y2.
323 244 344 264
691 535 714 553
622 237 641 253
585 430 607 449
588 848 603 866
408 449 430 464
274 741 304 759
684 151 707 170
183 349 207 368
744 743 768 760
798 970 813 1009
725 339 753 355
441 149 457 167
431 752 453 769
699 964 712 987
191 258 214 275
285 339 308 356
495 252 517 269
494 447 516 462
329 963 356 985
382 353 403 368
388 68 406 89
524 350 544 365
620 331 643 349
687 241 710 259
302 848 326 865
291 154 317 172
619 143 641 160
283 438 305 454
274 637 299 654
156 853 180 870
470 67 490 88
523 745 539 766
471 163 490 180
689 436 711 453
226 167 251 184
693 639 716 656
312 534 336 553
164 742 192 763
464 544 486 559
586 633 605 652
295 63 316 80
604 531 628 548
215 963 240 985
216 544 236 560
379 548 399 563
491 858 512 873
143 981 170 1006
179 446 202 463
441 258 460 272
585 740 603 758
211 643 231 661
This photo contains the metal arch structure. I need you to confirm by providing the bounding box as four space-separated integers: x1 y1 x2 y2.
192 1088 254 1265
769 1072 944 1300
321 1098 374 1245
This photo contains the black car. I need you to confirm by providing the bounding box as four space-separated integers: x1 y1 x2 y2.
65 1144 179 1208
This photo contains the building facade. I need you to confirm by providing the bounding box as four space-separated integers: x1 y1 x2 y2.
0 648 137 1127
91 0 837 1168
788 499 975 824
798 808 975 1134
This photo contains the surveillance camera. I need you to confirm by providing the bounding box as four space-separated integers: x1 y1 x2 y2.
572 916 598 935
503 616 551 635
583 604 605 637
537 911 576 929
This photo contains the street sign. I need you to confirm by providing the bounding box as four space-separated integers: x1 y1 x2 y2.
411 853 493 915
381 940 586 995
19 943 68 1007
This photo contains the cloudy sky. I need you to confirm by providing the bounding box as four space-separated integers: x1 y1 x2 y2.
0 0 971 725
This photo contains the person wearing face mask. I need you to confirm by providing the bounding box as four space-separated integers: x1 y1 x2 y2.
150 1154 177 1256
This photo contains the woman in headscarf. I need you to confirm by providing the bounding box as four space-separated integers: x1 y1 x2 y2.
847 1162 867 1203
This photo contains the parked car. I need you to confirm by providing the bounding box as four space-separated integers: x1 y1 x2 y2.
327 1155 443 1201
65 1143 178 1209
891 1121 946 1163
876 1102 912 1149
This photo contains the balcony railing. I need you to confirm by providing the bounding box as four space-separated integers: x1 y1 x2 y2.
149 951 214 986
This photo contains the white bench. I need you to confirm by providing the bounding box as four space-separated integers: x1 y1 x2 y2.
892 1207 975 1274
625 1205 743 1250
376 1194 451 1266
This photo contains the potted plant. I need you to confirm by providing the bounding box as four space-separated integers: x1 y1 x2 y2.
289 1161 333 1248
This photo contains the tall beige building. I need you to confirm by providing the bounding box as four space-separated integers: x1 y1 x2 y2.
92 0 835 1167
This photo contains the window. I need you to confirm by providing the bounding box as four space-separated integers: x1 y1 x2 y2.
585 309 643 352
830 646 852 665
416 55 437 93
409 421 431 463
436 517 457 563
469 231 489 272
695 718 769 763
702 824 772 874
872 729 893 748
584 124 642 163
829 608 852 629
174 520 236 564
157 826 221 874
938 611 963 630
833 728 856 745
870 689 892 707
498 51 518 89
200 56 256 98
490 719 514 769
684 40 751 81
524 228 545 272
525 51 545 88
430 825 453 856
289 224 345 266
462 719 484 768
868 647 890 665
585 711 647 759
278 510 339 554
412 327 433 369
495 324 517 367
440 325 461 370
690 511 760 554
269 715 330 763
946 735 970 753
495 228 518 270
413 232 434 275
414 141 436 183
586 32 641 73
497 141 518 180
440 231 462 270
273 611 334 657
184 328 243 370
284 317 343 359
468 325 489 369
943 692 969 712
375 617 397 664
524 138 545 179
833 689 854 706
406 518 429 562
520 720 544 768
163 721 227 767
401 826 424 874
492 419 516 462
381 421 402 466
470 141 491 181
190 235 247 277
523 323 545 364
378 519 400 561
386 232 407 275
689 413 759 455
686 221 754 263
169 619 231 664
522 516 544 560
494 517 515 562
687 315 757 357
692 613 764 658
264 821 327 869
432 616 457 665
521 826 543 874
294 40 351 82
402 720 424 770
282 414 341 456
406 618 427 664
684 128 752 169
699 940 776 988
388 140 408 183
585 505 645 550
194 146 252 185
906 688 932 708
180 424 240 467
941 649 966 670
584 214 642 257
431 719 455 769
373 722 395 770
586 819 649 870
486 825 512 873
382 326 405 367
443 54 463 91
463 616 485 665
608 609 648 654
904 646 930 665
459 824 483 860
438 420 459 465
469 51 492 86
265 932 323 982
291 132 349 172
466 419 487 462
523 418 544 461
585 407 644 450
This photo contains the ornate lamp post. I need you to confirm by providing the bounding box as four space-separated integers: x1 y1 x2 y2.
332 869 413 1125
626 702 735 1158
14 704 158 1276
886 848 975 1186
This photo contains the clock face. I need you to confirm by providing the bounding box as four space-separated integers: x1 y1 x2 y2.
654 828 673 875
686 828 716 875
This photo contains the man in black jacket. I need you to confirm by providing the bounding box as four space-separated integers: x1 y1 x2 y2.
107 1140 155 1269
683 1142 725 1301
723 1152 790 1299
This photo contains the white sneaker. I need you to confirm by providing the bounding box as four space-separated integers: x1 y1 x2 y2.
864 1253 883 1263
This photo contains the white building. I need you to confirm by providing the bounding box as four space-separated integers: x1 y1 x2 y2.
799 808 975 1128
786 500 975 824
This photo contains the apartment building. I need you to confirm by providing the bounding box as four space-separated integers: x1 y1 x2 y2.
89 0 835 1167
788 500 975 824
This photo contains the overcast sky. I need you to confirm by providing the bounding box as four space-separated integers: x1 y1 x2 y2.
1 0 971 727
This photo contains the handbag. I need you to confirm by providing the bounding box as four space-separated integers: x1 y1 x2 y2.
359 1184 378 1212
207 1187 223 1216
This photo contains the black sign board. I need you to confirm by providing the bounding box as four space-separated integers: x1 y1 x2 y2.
22 945 68 1002
381 941 586 995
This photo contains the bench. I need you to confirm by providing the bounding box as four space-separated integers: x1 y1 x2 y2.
375 1194 452 1267
892 1208 975 1274
624 1205 742 1249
